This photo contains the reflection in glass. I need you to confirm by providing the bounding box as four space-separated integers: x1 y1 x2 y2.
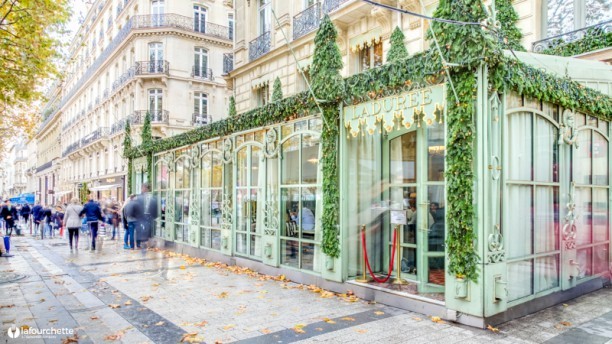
302 135 319 184
282 136 299 184
575 130 592 185
251 147 260 186
593 132 608 185
508 113 532 181
301 187 317 239
534 117 558 182
593 244 609 275
236 148 247 187
211 230 221 250
236 233 247 254
428 186 445 252
389 132 416 184
575 187 592 246
401 247 417 274
534 187 559 253
281 240 298 268
428 257 445 285
212 152 223 187
301 242 315 270
508 260 533 301
281 188 299 237
200 190 211 226
427 123 445 182
577 248 592 279
507 185 531 258
535 255 559 292
593 189 609 242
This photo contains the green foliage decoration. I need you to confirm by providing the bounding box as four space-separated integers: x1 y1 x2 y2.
387 26 409 62
320 106 340 258
540 28 612 57
79 182 90 204
123 120 133 195
310 15 345 101
272 77 283 102
496 0 525 52
229 96 237 117
142 112 153 176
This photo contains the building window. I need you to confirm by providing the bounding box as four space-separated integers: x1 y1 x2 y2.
148 42 164 73
173 153 191 242
200 150 223 249
259 0 271 34
194 5 207 33
193 47 208 78
228 13 234 40
194 92 208 125
148 89 163 119
154 158 169 237
257 84 269 107
235 144 263 257
546 0 611 37
280 131 321 271
151 0 165 26
359 42 383 72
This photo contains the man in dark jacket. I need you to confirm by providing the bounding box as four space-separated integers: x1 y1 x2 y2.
20 203 31 231
1 200 18 236
41 206 53 239
79 196 103 250
32 201 43 237
136 182 158 249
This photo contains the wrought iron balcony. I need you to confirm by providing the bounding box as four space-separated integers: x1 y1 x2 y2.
135 60 169 75
36 161 53 173
192 66 213 80
249 31 271 61
193 113 212 127
532 19 612 54
103 88 109 98
223 53 233 74
80 127 110 147
293 3 322 40
322 0 351 14
130 110 170 125
62 142 81 157
112 66 136 91
131 14 232 40
110 119 128 135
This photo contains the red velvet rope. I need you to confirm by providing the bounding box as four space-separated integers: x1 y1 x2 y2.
360 226 398 283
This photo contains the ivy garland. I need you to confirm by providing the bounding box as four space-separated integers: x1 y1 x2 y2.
540 28 612 58
272 77 283 102
123 120 133 195
121 10 612 278
142 112 153 175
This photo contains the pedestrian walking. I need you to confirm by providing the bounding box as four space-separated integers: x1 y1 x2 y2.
63 198 84 252
1 200 18 236
122 194 141 250
136 182 158 249
20 203 31 234
79 195 103 251
31 201 43 237
42 205 53 239
109 198 121 240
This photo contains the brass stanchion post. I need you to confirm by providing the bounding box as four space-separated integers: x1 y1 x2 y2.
355 225 371 283
393 225 407 285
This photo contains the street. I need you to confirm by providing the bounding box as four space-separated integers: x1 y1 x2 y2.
1 235 611 344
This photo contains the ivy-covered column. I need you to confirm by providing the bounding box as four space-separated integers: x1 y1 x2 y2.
310 15 344 278
188 146 201 246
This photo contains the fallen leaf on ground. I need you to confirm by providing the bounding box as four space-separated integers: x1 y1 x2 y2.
49 319 58 323
90 315 100 320
560 321 572 327
180 332 199 343
356 329 367 334
293 324 306 334
374 311 385 315
341 317 355 322
152 283 160 287
260 328 271 334
0 304 15 309
194 320 208 327
140 296 152 302
218 292 229 299
322 318 336 324
109 304 121 309
124 300 132 306
39 298 46 302
315 327 323 331
61 334 79 344
430 316 445 324
487 324 500 333
222 324 235 331
104 331 124 341
562 304 569 307
346 290 354 296
180 266 186 270
155 321 165 326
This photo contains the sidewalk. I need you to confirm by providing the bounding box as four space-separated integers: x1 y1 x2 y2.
1 235 610 343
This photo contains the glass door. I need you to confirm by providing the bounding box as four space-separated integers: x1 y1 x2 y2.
148 89 163 121
384 122 446 293
151 0 165 26
235 145 262 259
149 43 163 73
194 5 207 33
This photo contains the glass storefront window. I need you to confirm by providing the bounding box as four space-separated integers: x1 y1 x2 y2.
200 151 223 250
235 145 262 258
280 133 321 271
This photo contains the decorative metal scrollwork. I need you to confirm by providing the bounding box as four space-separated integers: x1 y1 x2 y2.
222 138 233 164
263 199 279 236
189 145 200 169
562 183 578 250
166 194 175 240
164 152 175 172
487 225 505 263
558 109 578 146
264 128 279 158
221 195 233 231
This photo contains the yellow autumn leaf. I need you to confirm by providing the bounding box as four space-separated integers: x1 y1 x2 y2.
180 265 186 270
356 329 368 334
109 304 121 309
194 320 208 327
124 300 132 306
180 332 199 343
487 324 500 333
560 321 572 327
260 328 271 334
222 324 235 331
322 318 336 324
218 292 229 298
430 316 445 324
341 317 356 321
315 327 323 331
155 321 165 326
293 324 306 334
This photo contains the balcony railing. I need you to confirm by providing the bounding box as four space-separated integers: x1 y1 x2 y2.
192 66 213 80
193 113 212 127
112 66 137 92
293 3 322 40
322 0 350 14
81 127 110 147
110 119 127 135
249 31 271 61
532 19 612 53
135 60 169 75
36 161 53 173
62 142 81 157
131 14 232 40
130 110 169 125
223 53 233 74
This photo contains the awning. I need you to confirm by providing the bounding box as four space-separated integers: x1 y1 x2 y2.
88 183 123 191
9 193 35 204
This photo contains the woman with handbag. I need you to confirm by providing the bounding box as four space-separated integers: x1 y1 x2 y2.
63 198 84 251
